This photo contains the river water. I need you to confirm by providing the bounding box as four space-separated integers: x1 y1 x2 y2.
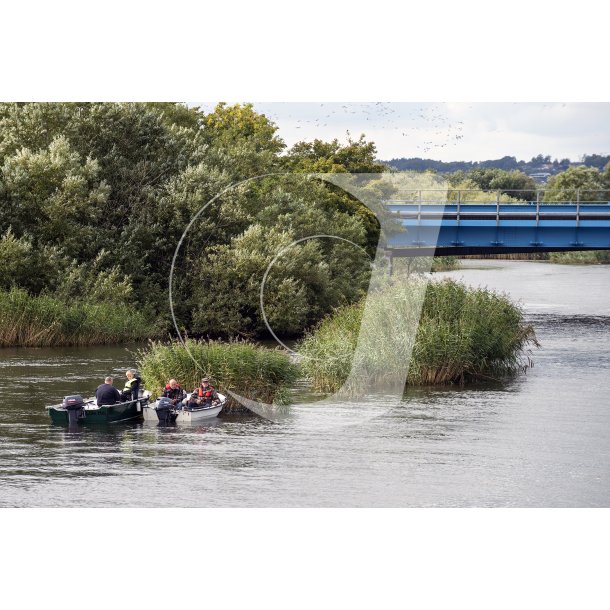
0 260 608 507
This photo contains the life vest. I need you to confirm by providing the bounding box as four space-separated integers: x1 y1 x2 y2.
198 385 214 399
164 384 183 401
124 377 138 391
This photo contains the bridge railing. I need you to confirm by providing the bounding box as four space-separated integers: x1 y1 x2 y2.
386 189 610 206
386 190 610 228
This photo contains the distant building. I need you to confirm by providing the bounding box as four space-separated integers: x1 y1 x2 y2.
529 171 552 183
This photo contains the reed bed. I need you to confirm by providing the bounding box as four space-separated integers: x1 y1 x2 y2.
137 339 300 408
431 256 460 271
298 278 538 394
0 288 152 347
466 251 610 264
548 250 610 264
463 253 549 261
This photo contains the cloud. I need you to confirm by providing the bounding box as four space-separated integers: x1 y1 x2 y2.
243 102 610 162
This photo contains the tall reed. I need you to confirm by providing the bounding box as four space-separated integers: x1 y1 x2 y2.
298 278 538 393
0 288 153 347
466 251 610 264
549 250 610 264
431 256 460 271
136 339 300 407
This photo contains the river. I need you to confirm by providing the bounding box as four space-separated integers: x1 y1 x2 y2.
0 260 608 507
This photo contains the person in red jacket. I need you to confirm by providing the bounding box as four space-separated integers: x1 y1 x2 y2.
163 379 186 408
187 377 218 410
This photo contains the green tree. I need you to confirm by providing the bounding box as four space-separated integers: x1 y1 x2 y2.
0 136 109 255
53 250 135 305
466 168 537 201
286 135 388 252
202 103 285 179
0 229 64 294
602 162 610 190
287 134 386 174
184 174 372 337
190 222 370 337
544 166 606 202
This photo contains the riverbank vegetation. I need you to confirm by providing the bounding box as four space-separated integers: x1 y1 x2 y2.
548 250 610 264
136 278 536 403
431 256 460 271
298 279 538 394
0 288 152 347
466 251 610 265
137 339 299 407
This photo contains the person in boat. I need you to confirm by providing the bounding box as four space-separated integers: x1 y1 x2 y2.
163 379 186 408
95 377 122 407
121 369 141 401
187 377 218 410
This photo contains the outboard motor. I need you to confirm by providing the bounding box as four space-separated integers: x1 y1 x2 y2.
155 397 176 425
63 395 85 426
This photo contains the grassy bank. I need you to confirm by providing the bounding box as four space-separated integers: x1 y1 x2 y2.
463 253 548 261
392 256 461 276
298 279 538 393
137 339 300 408
431 256 461 271
548 251 610 264
0 288 154 347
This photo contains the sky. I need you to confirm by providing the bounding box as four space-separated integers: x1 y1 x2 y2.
198 102 610 162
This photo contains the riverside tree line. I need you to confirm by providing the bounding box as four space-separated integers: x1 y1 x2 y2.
1 102 606 349
0 102 386 345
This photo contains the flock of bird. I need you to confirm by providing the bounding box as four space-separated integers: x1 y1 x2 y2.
264 102 466 155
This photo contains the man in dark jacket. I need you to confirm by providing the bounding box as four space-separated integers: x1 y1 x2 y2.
95 377 122 406
163 379 186 408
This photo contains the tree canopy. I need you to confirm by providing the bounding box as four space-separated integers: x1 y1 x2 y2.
544 165 610 202
447 168 537 201
0 103 382 338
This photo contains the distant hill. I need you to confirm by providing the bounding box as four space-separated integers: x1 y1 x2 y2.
381 154 610 182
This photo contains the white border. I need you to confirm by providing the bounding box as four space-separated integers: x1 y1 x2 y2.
1 509 607 609
1 2 607 608
1 1 608 101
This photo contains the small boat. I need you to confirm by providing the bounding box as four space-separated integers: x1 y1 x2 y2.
46 391 151 425
144 392 226 424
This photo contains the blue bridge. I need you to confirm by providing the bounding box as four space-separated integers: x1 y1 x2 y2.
385 197 610 257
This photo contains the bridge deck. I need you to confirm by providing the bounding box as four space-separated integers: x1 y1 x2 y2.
384 202 610 256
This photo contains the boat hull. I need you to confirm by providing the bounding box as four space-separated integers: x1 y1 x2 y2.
47 398 146 425
145 393 226 423
175 404 223 423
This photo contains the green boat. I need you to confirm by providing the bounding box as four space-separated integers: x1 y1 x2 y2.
46 392 151 426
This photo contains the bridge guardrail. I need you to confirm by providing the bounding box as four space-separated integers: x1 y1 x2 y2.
385 189 610 206
385 190 610 229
